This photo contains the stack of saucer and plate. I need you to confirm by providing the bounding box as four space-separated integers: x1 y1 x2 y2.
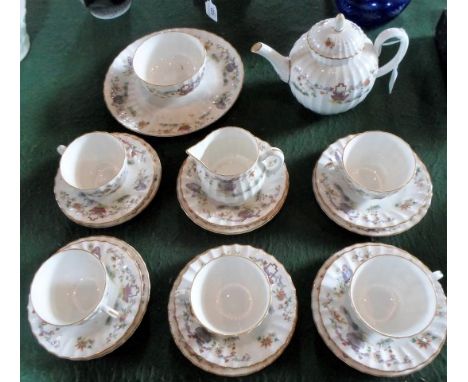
313 131 433 236
177 127 289 235
168 244 297 376
54 132 162 228
28 236 150 360
311 242 447 377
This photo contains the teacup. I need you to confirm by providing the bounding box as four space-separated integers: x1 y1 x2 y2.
341 131 416 199
57 132 127 198
186 127 285 206
133 31 207 98
344 254 443 338
189 255 271 336
30 249 121 326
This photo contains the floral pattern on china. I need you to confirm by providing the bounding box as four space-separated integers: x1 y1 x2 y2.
28 238 144 359
251 13 409 115
173 244 297 368
179 138 288 228
54 133 161 227
104 28 244 137
312 243 446 375
314 134 432 230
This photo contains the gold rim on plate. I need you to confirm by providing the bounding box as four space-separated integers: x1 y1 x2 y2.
168 245 298 376
311 242 446 377
28 236 151 361
312 134 432 235
176 158 289 235
54 133 162 228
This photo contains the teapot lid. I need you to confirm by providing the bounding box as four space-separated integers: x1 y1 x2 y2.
307 14 366 59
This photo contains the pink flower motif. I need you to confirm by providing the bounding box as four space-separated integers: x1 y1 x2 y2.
89 206 107 218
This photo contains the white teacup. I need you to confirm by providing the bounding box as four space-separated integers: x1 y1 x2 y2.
186 127 285 206
345 254 443 338
57 132 127 198
189 255 271 336
133 31 207 98
342 131 416 199
30 249 121 326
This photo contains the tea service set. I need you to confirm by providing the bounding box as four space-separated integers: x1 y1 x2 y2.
28 13 446 377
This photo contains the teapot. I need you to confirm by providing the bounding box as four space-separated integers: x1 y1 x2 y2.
251 14 409 115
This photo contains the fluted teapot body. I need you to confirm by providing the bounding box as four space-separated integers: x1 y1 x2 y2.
251 14 409 115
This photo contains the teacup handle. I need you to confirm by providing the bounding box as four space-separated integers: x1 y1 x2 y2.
259 148 284 175
102 305 121 319
431 271 444 281
57 145 67 155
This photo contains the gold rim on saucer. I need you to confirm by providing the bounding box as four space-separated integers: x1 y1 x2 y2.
311 242 446 377
54 133 161 228
168 245 297 376
28 236 150 360
176 138 289 235
312 134 432 236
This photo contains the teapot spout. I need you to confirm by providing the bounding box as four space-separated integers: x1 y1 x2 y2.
251 42 290 83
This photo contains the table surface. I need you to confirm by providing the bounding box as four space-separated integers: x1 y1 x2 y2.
20 1 447 381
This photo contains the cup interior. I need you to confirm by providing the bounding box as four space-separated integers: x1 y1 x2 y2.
190 256 271 336
30 249 106 326
199 128 258 176
343 131 415 193
350 255 436 337
60 132 125 190
133 32 205 86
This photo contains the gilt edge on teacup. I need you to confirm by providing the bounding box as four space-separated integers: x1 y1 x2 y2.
29 248 120 327
341 130 417 200
168 244 298 376
133 31 207 98
187 254 272 337
311 242 446 377
345 253 442 339
57 131 128 198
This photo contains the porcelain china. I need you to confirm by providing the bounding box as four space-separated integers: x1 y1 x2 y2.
342 131 416 199
186 127 284 206
55 133 161 228
28 236 150 360
104 28 244 137
313 134 432 236
311 243 446 377
251 13 409 115
30 249 120 327
178 137 289 235
345 255 442 339
188 255 271 336
133 31 206 98
168 244 297 376
57 132 127 198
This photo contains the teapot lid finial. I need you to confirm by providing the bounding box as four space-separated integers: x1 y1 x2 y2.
307 13 366 59
334 13 345 32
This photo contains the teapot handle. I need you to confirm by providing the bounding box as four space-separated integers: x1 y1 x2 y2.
374 28 409 94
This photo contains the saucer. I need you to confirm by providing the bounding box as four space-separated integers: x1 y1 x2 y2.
311 242 446 377
104 28 244 137
28 236 150 360
168 244 297 376
177 139 289 235
54 133 161 228
313 134 432 236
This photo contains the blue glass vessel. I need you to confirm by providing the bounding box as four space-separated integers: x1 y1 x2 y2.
335 0 411 28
